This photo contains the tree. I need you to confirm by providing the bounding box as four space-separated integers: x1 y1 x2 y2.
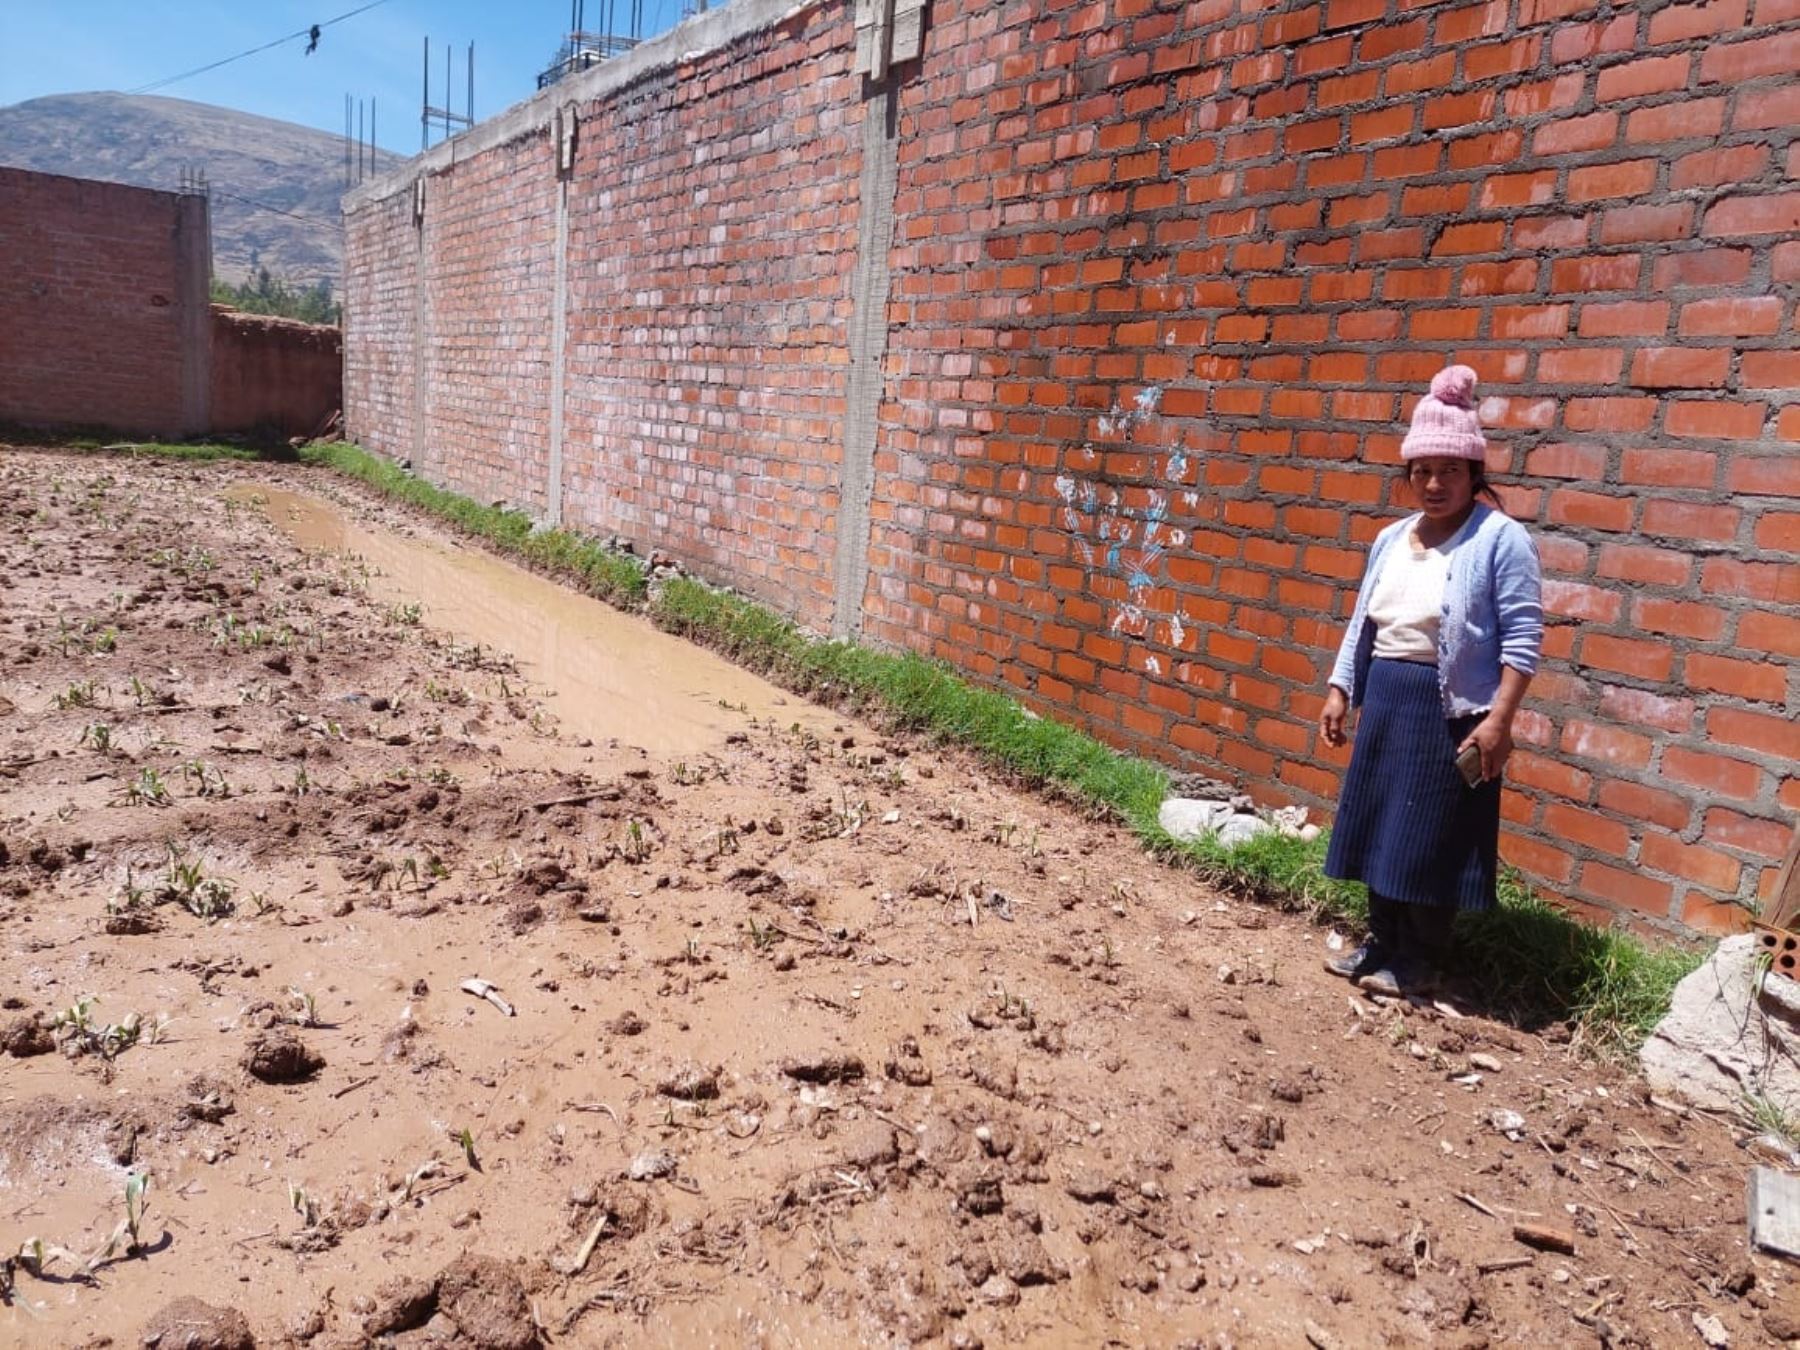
211 272 340 326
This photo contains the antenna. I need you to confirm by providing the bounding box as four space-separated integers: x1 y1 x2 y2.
422 37 475 150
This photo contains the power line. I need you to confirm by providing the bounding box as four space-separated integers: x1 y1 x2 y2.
129 0 400 96
208 187 341 233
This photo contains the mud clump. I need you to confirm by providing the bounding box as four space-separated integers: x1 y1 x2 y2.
139 1296 256 1350
241 1030 325 1083
0 1012 55 1058
435 1252 541 1350
362 1275 438 1337
780 1051 865 1084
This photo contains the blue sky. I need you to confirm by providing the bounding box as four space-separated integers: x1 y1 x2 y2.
0 0 692 152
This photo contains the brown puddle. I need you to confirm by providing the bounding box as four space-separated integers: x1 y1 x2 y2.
230 484 832 757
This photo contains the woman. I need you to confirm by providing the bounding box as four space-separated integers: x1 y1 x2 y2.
1318 366 1543 996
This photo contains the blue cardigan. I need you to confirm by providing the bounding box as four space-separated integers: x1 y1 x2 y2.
1328 504 1543 719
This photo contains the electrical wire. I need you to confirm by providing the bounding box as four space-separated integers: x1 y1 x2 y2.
208 187 341 233
129 0 400 96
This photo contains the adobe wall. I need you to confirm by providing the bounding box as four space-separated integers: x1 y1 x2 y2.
343 0 1799 938
210 306 342 439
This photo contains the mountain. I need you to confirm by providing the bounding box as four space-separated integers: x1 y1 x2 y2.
0 92 404 287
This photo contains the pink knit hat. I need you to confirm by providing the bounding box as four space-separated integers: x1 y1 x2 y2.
1401 365 1486 461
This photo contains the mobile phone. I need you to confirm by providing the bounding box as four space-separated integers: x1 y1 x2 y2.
1455 742 1485 787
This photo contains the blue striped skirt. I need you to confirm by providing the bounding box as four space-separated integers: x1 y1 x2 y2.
1323 657 1501 912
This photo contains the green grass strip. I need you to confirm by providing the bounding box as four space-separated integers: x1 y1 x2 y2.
275 440 1707 1056
54 439 264 463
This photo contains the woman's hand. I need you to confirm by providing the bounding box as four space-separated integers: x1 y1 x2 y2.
1319 687 1349 749
1458 714 1515 782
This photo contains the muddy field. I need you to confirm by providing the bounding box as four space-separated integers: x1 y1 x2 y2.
0 446 1788 1348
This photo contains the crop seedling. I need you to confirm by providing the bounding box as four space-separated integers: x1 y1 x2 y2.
623 818 650 863
114 767 172 808
181 759 232 799
747 917 775 951
286 987 319 1028
51 997 154 1061
80 722 115 753
158 844 236 920
387 602 423 627
455 1127 480 1171
53 680 101 710
287 1182 321 1229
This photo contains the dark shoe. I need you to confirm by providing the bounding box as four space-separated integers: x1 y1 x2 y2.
1324 941 1388 980
1357 957 1441 998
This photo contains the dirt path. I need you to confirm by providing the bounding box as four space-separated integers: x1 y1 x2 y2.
0 447 1787 1348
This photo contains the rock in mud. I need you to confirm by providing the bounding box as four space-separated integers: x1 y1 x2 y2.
609 1010 647 1036
1065 1170 1116 1205
139 1296 255 1350
781 1051 865 1084
434 1253 541 1350
0 1012 54 1057
977 1274 1020 1307
1643 935 1800 1115
885 1037 932 1086
961 1172 1005 1215
241 1030 325 1083
628 1150 678 1181
841 1121 900 1170
363 1276 437 1336
656 1062 720 1100
991 1230 1066 1286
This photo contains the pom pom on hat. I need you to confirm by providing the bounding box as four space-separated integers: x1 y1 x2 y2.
1402 365 1486 461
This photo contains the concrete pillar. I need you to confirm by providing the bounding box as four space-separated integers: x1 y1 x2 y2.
412 177 428 471
548 177 570 526
174 192 212 438
831 79 901 639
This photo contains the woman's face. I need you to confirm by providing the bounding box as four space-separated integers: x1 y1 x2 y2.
1407 456 1475 520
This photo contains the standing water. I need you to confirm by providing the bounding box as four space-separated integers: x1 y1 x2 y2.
231 485 833 757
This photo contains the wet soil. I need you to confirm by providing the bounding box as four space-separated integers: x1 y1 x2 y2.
0 446 1787 1348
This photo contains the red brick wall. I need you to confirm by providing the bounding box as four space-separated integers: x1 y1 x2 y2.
210 307 341 438
559 14 862 628
420 132 559 513
0 167 207 437
344 0 1799 939
343 191 419 468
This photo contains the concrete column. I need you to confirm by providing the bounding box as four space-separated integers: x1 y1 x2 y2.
547 177 570 526
412 180 427 470
175 192 212 437
831 79 901 639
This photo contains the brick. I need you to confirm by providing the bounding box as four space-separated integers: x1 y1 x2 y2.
1685 652 1787 702
1703 560 1800 605
1671 145 1770 190
1634 596 1727 640
1626 98 1726 144
1544 578 1623 621
1597 542 1692 586
1680 893 1754 935
1509 750 1593 801
1735 87 1800 133
1596 55 1690 102
1561 719 1654 768
1537 347 1622 383
1579 632 1674 680
1705 193 1800 237
1577 301 1668 338
1703 808 1794 859
1700 30 1800 83
1501 832 1577 885
1642 498 1741 541
1731 456 1800 497
1648 0 1748 42
1662 746 1763 800
1543 804 1633 856
1549 488 1634 532
1742 353 1800 392
1665 401 1766 441
1756 513 1800 550
1579 860 1674 917
1641 832 1742 891
1533 111 1616 155
1598 203 1693 245
1599 684 1695 733
1564 397 1656 432
1629 348 1729 389
1711 707 1800 762
1678 296 1783 336
1599 778 1693 832
1652 247 1751 289
1550 255 1640 292
1621 446 1717 488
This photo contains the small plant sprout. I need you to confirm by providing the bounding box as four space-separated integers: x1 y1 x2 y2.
114 766 172 808
623 818 649 863
53 679 101 710
286 987 319 1027
387 602 423 627
455 1127 480 1171
287 1181 321 1229
747 917 774 951
80 722 115 753
181 759 232 799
